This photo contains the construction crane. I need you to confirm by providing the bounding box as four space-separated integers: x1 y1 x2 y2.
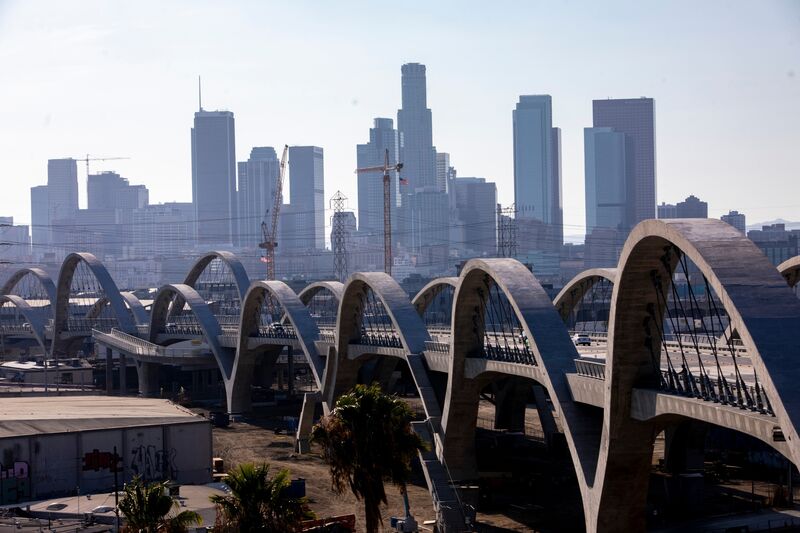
260 145 289 280
73 154 131 178
355 148 403 276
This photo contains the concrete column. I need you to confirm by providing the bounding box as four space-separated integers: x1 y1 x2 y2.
287 346 295 396
119 353 127 395
494 379 529 432
105 347 113 395
532 385 559 448
441 377 482 481
295 392 320 453
663 421 707 515
136 361 161 398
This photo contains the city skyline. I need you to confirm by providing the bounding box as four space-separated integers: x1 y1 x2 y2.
2 1 798 239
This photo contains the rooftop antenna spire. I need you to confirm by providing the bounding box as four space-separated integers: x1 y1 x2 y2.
198 75 203 111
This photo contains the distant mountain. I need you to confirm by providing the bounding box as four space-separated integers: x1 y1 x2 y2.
747 219 800 231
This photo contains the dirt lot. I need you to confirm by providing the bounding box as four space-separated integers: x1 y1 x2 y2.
205 401 536 532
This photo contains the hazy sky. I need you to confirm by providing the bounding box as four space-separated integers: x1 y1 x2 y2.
1 0 798 240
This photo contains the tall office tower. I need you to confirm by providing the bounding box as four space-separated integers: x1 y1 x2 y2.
0 218 31 261
397 63 438 250
584 127 629 267
676 195 708 218
513 95 562 252
407 186 449 270
357 118 399 248
47 158 79 222
435 152 452 193
451 177 497 256
237 147 280 247
30 185 50 248
592 97 657 227
191 109 236 246
721 210 746 234
287 146 325 251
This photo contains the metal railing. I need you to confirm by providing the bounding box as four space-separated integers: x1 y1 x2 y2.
93 328 211 359
424 340 449 353
574 359 606 379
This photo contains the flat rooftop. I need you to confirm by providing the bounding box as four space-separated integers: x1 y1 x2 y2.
0 396 206 438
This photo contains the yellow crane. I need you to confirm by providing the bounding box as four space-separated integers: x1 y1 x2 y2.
260 145 289 280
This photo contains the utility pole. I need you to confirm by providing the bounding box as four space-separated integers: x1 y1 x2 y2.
331 191 349 283
497 204 517 258
355 149 403 276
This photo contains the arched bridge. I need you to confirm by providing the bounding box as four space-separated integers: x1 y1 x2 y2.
3 221 800 532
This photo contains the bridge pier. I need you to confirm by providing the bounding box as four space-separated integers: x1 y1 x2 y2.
662 421 708 516
105 347 113 395
136 360 161 398
119 352 127 395
493 378 528 432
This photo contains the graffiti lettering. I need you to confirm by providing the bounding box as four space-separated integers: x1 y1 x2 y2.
0 461 28 480
0 461 30 504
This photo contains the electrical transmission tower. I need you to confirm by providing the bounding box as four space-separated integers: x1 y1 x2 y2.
331 191 349 283
496 204 518 258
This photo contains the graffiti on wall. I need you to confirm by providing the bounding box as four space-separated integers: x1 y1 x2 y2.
0 461 30 504
129 445 178 481
82 449 123 472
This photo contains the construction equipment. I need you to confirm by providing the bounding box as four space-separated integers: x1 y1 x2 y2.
355 148 403 276
260 145 289 280
73 155 130 178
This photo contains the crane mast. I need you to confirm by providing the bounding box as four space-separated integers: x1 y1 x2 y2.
260 145 289 280
355 148 403 276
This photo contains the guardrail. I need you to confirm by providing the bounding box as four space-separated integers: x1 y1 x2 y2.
318 331 336 344
0 324 34 335
93 329 211 359
424 340 449 353
574 359 606 379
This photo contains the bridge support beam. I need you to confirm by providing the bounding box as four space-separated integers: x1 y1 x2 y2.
441 377 481 481
533 384 560 448
119 353 127 395
295 392 320 453
136 361 161 398
105 347 113 395
494 378 528 432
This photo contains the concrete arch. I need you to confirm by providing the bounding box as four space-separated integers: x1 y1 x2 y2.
120 291 149 325
297 281 344 306
553 268 617 323
411 277 458 316
778 255 800 288
592 219 800 532
0 267 57 308
53 253 136 343
442 258 599 490
149 283 230 378
182 251 250 301
323 272 435 415
0 295 49 351
228 280 325 414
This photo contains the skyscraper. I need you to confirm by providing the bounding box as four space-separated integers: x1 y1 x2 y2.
88 171 148 211
584 127 628 233
237 147 280 247
191 109 236 246
47 158 79 223
513 95 562 251
30 185 50 249
397 63 438 251
288 146 325 251
592 97 657 226
721 210 746 234
451 177 497 256
357 118 399 248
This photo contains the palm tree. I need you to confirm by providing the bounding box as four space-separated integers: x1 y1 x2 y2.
210 462 314 532
311 383 427 533
118 476 202 533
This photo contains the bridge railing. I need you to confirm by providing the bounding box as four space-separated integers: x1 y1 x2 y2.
575 359 606 379
424 340 449 354
0 323 34 335
65 317 118 333
255 325 297 340
356 332 403 349
93 329 211 359
318 331 336 344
